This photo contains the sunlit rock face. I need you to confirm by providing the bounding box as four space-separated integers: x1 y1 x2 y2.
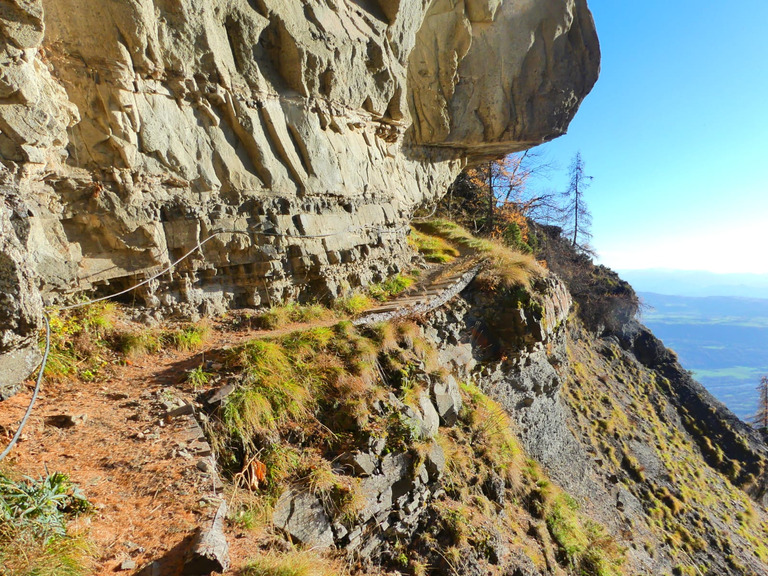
0 0 599 387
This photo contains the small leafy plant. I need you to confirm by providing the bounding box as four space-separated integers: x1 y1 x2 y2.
0 471 93 575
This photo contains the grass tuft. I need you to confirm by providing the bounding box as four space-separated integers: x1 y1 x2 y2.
415 219 542 289
368 274 415 302
242 550 343 576
334 293 373 316
117 329 162 358
168 321 211 351
252 303 334 330
409 228 461 263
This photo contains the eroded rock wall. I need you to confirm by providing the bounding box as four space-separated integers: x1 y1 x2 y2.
0 0 599 386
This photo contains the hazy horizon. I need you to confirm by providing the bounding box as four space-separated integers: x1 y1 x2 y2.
618 269 768 300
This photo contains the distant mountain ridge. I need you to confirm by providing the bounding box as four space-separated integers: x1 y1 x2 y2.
619 269 768 299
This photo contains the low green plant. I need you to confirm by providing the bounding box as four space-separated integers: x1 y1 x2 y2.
547 492 587 559
408 228 461 263
0 471 94 575
186 365 212 390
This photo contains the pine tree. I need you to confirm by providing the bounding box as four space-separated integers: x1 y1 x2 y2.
752 376 768 430
561 152 593 249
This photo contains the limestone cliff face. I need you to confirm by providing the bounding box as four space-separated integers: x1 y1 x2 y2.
0 0 599 388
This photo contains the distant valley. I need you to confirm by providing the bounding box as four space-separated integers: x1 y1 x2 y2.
638 291 768 421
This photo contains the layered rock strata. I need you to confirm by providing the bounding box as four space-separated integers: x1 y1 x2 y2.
0 0 599 387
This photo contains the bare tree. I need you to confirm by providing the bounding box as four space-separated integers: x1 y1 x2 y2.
561 152 593 249
753 376 768 430
442 151 555 237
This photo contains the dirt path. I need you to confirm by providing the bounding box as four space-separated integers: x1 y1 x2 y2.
0 257 481 575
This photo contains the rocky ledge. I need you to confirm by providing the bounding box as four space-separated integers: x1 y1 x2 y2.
0 0 599 390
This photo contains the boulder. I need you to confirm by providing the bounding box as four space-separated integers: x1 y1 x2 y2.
183 500 230 575
432 374 463 426
273 490 334 549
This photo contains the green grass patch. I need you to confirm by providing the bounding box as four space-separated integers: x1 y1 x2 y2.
168 322 211 351
45 303 118 381
117 328 163 358
409 228 460 263
252 303 334 330
242 550 341 576
334 293 373 315
368 274 416 302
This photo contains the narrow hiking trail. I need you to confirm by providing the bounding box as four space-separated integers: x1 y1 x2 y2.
0 257 482 575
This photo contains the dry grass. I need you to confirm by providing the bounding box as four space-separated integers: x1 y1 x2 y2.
460 383 525 486
414 219 542 290
242 550 346 576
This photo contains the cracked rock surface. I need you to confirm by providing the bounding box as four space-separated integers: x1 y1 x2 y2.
0 0 599 388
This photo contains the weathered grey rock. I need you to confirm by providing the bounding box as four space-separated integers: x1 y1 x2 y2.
431 373 462 426
417 392 440 439
338 451 378 477
183 500 230 575
423 441 446 482
0 189 42 395
482 472 505 506
0 344 39 399
273 490 334 549
0 0 600 384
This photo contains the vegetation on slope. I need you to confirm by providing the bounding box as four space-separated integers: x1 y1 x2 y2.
563 323 768 574
197 314 625 576
413 219 542 291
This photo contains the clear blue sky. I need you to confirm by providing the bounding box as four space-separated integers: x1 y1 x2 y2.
537 0 768 273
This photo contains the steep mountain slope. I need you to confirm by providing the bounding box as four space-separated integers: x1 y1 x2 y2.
3 226 767 575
